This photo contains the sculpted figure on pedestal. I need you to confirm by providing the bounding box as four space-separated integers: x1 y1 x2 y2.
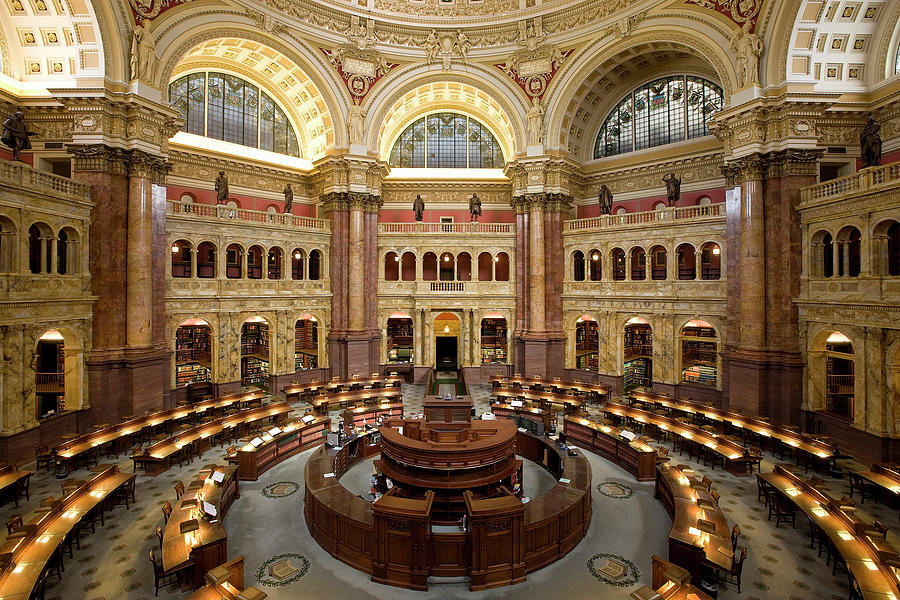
730 21 763 87
1 111 36 161
413 194 425 221
349 105 366 145
527 98 545 146
469 193 482 222
662 173 681 207
215 171 230 205
860 116 882 168
598 184 613 215
283 183 294 214
130 24 158 82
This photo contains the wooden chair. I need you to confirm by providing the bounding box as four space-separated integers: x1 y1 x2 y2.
28 569 47 600
731 523 741 553
874 520 889 539
174 481 184 500
756 474 773 505
16 473 30 504
161 500 172 524
155 524 164 552
720 547 747 593
131 445 145 472
112 475 136 510
710 489 721 504
6 515 22 535
745 446 763 475
848 473 875 504
35 446 54 472
149 548 179 597
700 476 712 491
770 495 796 528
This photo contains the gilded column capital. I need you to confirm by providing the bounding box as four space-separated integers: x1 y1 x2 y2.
66 144 129 176
730 153 767 181
720 164 740 188
320 191 349 213
765 149 824 178
127 149 170 183
523 192 547 212
543 192 573 212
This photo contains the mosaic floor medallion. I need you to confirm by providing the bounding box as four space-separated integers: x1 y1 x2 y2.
596 481 635 500
586 553 640 587
255 553 311 587
261 481 300 499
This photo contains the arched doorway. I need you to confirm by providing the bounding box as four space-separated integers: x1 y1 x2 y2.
387 312 413 363
624 317 652 390
680 319 718 387
35 330 65 419
824 331 854 418
480 312 508 364
434 312 460 371
241 316 270 389
575 315 598 370
175 318 212 386
295 315 319 370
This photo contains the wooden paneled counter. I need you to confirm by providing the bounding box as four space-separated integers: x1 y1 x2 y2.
492 387 584 412
564 416 658 481
283 374 403 403
227 416 330 480
0 466 31 508
655 463 733 583
162 465 239 590
303 429 591 591
342 403 403 432
311 387 402 416
489 375 609 401
0 465 134 599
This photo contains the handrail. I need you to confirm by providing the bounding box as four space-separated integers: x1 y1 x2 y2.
0 161 91 200
563 204 722 233
379 222 514 234
168 200 331 231
801 161 900 204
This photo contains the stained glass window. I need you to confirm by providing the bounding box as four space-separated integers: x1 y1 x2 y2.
169 72 299 158
389 112 504 168
594 76 722 159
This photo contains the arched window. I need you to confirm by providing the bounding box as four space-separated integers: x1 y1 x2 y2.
594 76 723 158
295 316 318 370
589 249 602 281
197 242 215 278
171 240 192 278
681 319 718 387
888 222 900 276
630 247 646 280
575 316 599 370
824 331 854 418
650 245 667 280
225 244 243 279
478 252 493 281
836 227 861 277
28 224 52 274
57 227 79 274
389 112 504 168
677 244 696 280
612 248 626 281
457 252 472 281
700 242 721 280
495 252 510 281
573 251 585 281
308 250 322 280
169 72 300 157
291 248 306 280
423 252 438 281
384 252 400 281
439 252 455 281
401 252 416 281
267 247 283 279
247 245 263 279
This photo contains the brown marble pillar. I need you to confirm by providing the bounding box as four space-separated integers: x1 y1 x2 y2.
347 196 365 332
738 157 766 351
528 196 545 332
126 168 153 347
512 200 528 374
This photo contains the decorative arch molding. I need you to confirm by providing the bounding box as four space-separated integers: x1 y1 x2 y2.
763 0 802 88
92 0 131 85
152 19 349 153
875 1 900 83
364 65 530 160
544 27 739 154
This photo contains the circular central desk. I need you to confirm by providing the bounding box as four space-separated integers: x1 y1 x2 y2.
304 425 591 591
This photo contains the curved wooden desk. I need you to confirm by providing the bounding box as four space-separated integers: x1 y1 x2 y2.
761 465 900 599
564 416 658 481
0 465 133 599
489 375 609 400
303 430 591 590
227 416 330 480
283 374 403 403
162 465 239 590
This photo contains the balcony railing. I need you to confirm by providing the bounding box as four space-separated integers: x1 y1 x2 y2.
36 373 64 393
801 161 900 204
431 282 465 292
563 204 723 233
379 222 514 234
168 200 331 232
0 161 91 200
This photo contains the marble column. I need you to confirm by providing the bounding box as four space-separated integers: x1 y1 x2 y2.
528 196 545 332
738 155 766 351
127 167 153 348
347 195 365 331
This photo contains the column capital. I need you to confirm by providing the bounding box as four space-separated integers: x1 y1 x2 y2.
66 144 129 175
127 149 171 184
729 153 768 181
764 149 824 178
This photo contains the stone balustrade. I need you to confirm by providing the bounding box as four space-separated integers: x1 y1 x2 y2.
379 222 515 234
563 204 723 233
168 200 331 232
800 160 900 205
0 161 91 201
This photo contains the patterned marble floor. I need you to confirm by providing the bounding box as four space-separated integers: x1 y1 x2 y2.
1 385 882 599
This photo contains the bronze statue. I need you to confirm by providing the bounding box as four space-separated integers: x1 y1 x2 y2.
413 194 425 221
214 171 229 205
283 183 294 214
1 111 36 162
860 116 882 168
598 184 613 215
469 193 482 222
662 172 681 207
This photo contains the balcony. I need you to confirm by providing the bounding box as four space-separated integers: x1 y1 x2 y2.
801 161 900 205
35 373 64 394
378 280 514 296
563 204 723 233
563 279 726 300
0 161 91 201
167 200 331 232
379 222 514 235
167 277 329 297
